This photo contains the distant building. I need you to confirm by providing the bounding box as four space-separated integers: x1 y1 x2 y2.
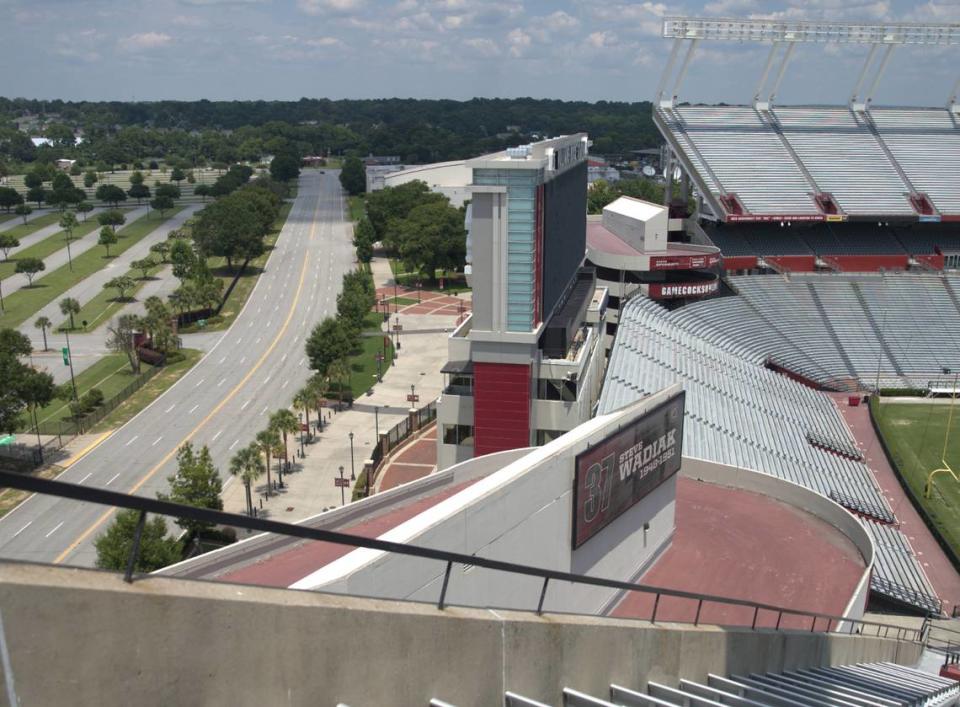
588 165 620 183
362 155 401 166
301 155 326 167
380 161 472 207
55 159 77 171
365 164 406 192
437 134 608 469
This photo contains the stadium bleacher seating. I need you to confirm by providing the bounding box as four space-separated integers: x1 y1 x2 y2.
773 108 915 217
448 662 960 706
600 295 940 613
660 104 960 219
696 273 960 390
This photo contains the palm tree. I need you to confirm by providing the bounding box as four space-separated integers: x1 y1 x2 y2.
293 387 311 441
269 408 300 467
328 358 350 410
230 444 264 516
34 316 51 351
59 297 80 330
308 375 326 431
255 428 280 496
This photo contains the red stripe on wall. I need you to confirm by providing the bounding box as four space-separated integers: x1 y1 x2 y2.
474 362 531 456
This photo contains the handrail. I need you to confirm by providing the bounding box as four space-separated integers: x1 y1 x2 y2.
0 468 925 643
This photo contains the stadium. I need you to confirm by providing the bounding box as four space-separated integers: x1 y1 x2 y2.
5 16 960 707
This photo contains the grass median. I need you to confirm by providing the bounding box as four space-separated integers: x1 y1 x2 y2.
0 211 63 242
0 206 183 329
57 260 165 332
179 201 292 333
90 349 203 432
25 353 133 430
873 398 960 557
0 209 133 282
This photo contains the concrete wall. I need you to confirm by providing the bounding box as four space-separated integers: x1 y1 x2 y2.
0 563 922 707
290 388 683 616
383 161 471 207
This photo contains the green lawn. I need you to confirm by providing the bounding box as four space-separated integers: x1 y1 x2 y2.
0 207 183 329
91 349 203 432
387 259 471 294
0 214 15 225
326 312 395 401
179 201 292 333
57 260 165 332
0 210 132 281
348 195 365 222
873 398 960 557
25 354 135 430
0 212 63 243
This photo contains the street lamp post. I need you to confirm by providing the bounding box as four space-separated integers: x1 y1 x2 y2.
394 316 401 351
349 431 356 481
374 405 380 441
375 352 383 382
394 282 398 313
338 465 346 506
299 411 305 457
417 280 421 303
64 328 78 402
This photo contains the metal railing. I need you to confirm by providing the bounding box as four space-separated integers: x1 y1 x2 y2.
0 467 927 644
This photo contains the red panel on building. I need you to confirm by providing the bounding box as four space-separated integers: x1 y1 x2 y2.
828 255 909 272
721 256 759 271
474 362 531 456
916 253 945 270
765 255 817 272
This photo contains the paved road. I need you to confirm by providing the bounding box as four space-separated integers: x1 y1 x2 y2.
0 207 110 256
0 170 354 566
4 206 151 295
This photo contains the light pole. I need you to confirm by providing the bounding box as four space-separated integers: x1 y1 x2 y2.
338 465 346 506
417 280 422 303
394 316 401 351
374 405 380 441
375 352 383 382
299 411 305 457
349 431 356 481
394 282 398 313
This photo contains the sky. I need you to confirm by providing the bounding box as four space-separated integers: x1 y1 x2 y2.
0 0 958 106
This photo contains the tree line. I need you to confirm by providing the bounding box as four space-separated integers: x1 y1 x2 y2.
0 97 661 172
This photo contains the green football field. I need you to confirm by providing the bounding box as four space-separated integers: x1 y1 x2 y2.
873 399 960 557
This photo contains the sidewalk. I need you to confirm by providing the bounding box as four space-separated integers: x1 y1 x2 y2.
219 255 471 522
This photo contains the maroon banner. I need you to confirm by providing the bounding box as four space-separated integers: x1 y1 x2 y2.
572 392 685 549
726 214 825 223
649 253 721 270
647 280 719 299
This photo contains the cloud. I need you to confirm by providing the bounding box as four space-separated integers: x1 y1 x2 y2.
171 14 208 27
298 0 364 14
118 32 173 52
506 27 531 57
542 10 580 33
463 37 501 58
180 0 264 4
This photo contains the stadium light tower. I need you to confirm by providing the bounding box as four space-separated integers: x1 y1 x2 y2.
657 17 960 111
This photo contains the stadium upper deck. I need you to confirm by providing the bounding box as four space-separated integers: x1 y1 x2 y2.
654 17 960 225
656 105 960 222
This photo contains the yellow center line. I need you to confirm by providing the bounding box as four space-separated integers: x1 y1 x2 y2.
53 185 324 564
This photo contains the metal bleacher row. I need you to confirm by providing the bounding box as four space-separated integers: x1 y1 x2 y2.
661 104 960 218
599 296 941 614
424 662 960 706
673 273 960 390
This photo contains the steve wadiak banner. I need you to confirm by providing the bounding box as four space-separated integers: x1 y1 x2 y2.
572 392 685 549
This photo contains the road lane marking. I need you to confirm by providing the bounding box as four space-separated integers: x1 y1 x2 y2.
255 337 262 344
240 357 246 364
55 173 324 565
189 404 199 414
194 379 205 388
164 404 176 413
218 356 226 364
78 473 92 485
45 522 64 538
212 429 223 442
218 378 226 387
282 379 289 389
152 436 163 446
292 336 299 345
264 374 271 384
13 522 32 537
261 405 268 415
298 357 304 366
228 439 239 450
125 436 139 447
241 399 251 410
106 473 121 485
